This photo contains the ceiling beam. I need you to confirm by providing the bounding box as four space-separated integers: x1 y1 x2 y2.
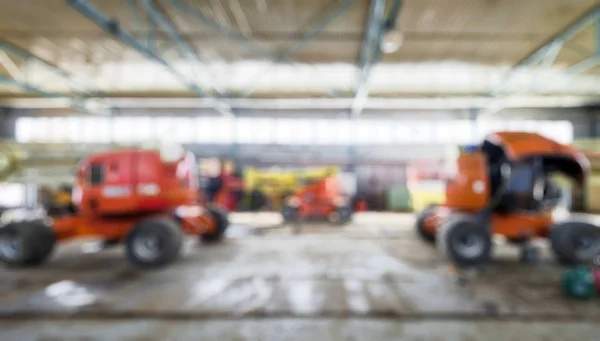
0 40 99 97
350 0 386 117
2 95 596 111
567 11 600 74
0 75 109 115
479 6 600 117
139 0 226 96
67 0 234 117
514 6 600 69
170 0 274 60
0 51 24 81
0 41 110 115
236 0 360 98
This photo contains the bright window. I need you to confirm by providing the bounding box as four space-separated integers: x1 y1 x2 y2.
0 183 25 207
212 118 234 144
406 121 432 144
156 117 192 143
434 120 473 144
65 117 84 142
15 117 34 142
196 117 233 144
32 117 50 142
274 119 313 145
128 117 153 142
11 116 574 146
315 119 337 145
356 120 392 145
236 118 273 144
334 120 353 145
113 117 134 142
82 117 110 143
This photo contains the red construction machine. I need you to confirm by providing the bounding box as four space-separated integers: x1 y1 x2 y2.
416 132 600 268
280 172 353 224
0 144 228 268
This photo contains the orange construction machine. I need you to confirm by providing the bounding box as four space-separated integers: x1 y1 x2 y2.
0 144 228 268
281 173 353 224
416 132 600 268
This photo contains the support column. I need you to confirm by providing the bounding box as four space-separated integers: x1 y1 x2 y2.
0 107 15 139
469 108 479 144
230 116 239 163
348 116 358 172
590 111 598 138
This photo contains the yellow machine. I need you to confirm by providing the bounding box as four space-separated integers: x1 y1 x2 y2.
0 145 19 182
244 166 340 209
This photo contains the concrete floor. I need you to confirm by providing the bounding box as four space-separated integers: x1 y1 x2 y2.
0 212 599 341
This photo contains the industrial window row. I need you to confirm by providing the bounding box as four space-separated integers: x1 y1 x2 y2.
15 117 573 145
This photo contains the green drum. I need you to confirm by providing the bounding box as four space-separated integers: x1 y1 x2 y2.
562 266 596 300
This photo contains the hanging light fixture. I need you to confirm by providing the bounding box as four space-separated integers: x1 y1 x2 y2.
380 29 403 54
379 0 404 54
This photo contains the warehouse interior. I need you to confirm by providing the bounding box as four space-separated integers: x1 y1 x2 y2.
1 0 600 340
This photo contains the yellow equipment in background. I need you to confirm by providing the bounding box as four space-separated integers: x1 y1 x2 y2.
572 140 600 212
409 189 446 212
406 159 446 212
244 166 339 209
0 145 20 182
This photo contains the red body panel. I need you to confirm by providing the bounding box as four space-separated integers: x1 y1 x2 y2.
73 149 198 216
295 176 343 217
52 147 216 242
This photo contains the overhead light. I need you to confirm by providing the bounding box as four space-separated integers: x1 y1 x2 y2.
380 30 404 54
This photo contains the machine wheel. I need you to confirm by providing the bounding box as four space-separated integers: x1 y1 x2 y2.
201 208 229 243
281 204 298 223
125 217 182 268
550 222 600 265
415 204 438 244
328 206 353 225
437 215 492 268
0 221 55 267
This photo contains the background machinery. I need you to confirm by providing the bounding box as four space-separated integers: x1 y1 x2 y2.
416 132 600 268
280 169 353 224
0 144 229 268
244 166 341 210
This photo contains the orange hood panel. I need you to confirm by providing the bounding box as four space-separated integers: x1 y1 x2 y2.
485 132 590 183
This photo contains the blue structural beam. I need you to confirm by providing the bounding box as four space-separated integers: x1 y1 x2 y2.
237 0 360 98
568 54 600 73
350 0 387 117
491 6 600 96
139 0 225 96
171 0 359 98
0 40 98 97
67 0 233 117
516 7 599 68
0 75 101 114
170 0 274 60
0 41 110 115
567 10 600 74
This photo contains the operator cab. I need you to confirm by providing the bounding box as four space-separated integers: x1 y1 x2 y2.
479 133 587 214
73 143 199 216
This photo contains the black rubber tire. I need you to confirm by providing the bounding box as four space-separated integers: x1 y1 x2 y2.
550 221 600 265
415 205 438 244
437 215 492 268
329 205 353 225
281 204 298 223
0 220 56 267
125 217 182 268
201 207 229 243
